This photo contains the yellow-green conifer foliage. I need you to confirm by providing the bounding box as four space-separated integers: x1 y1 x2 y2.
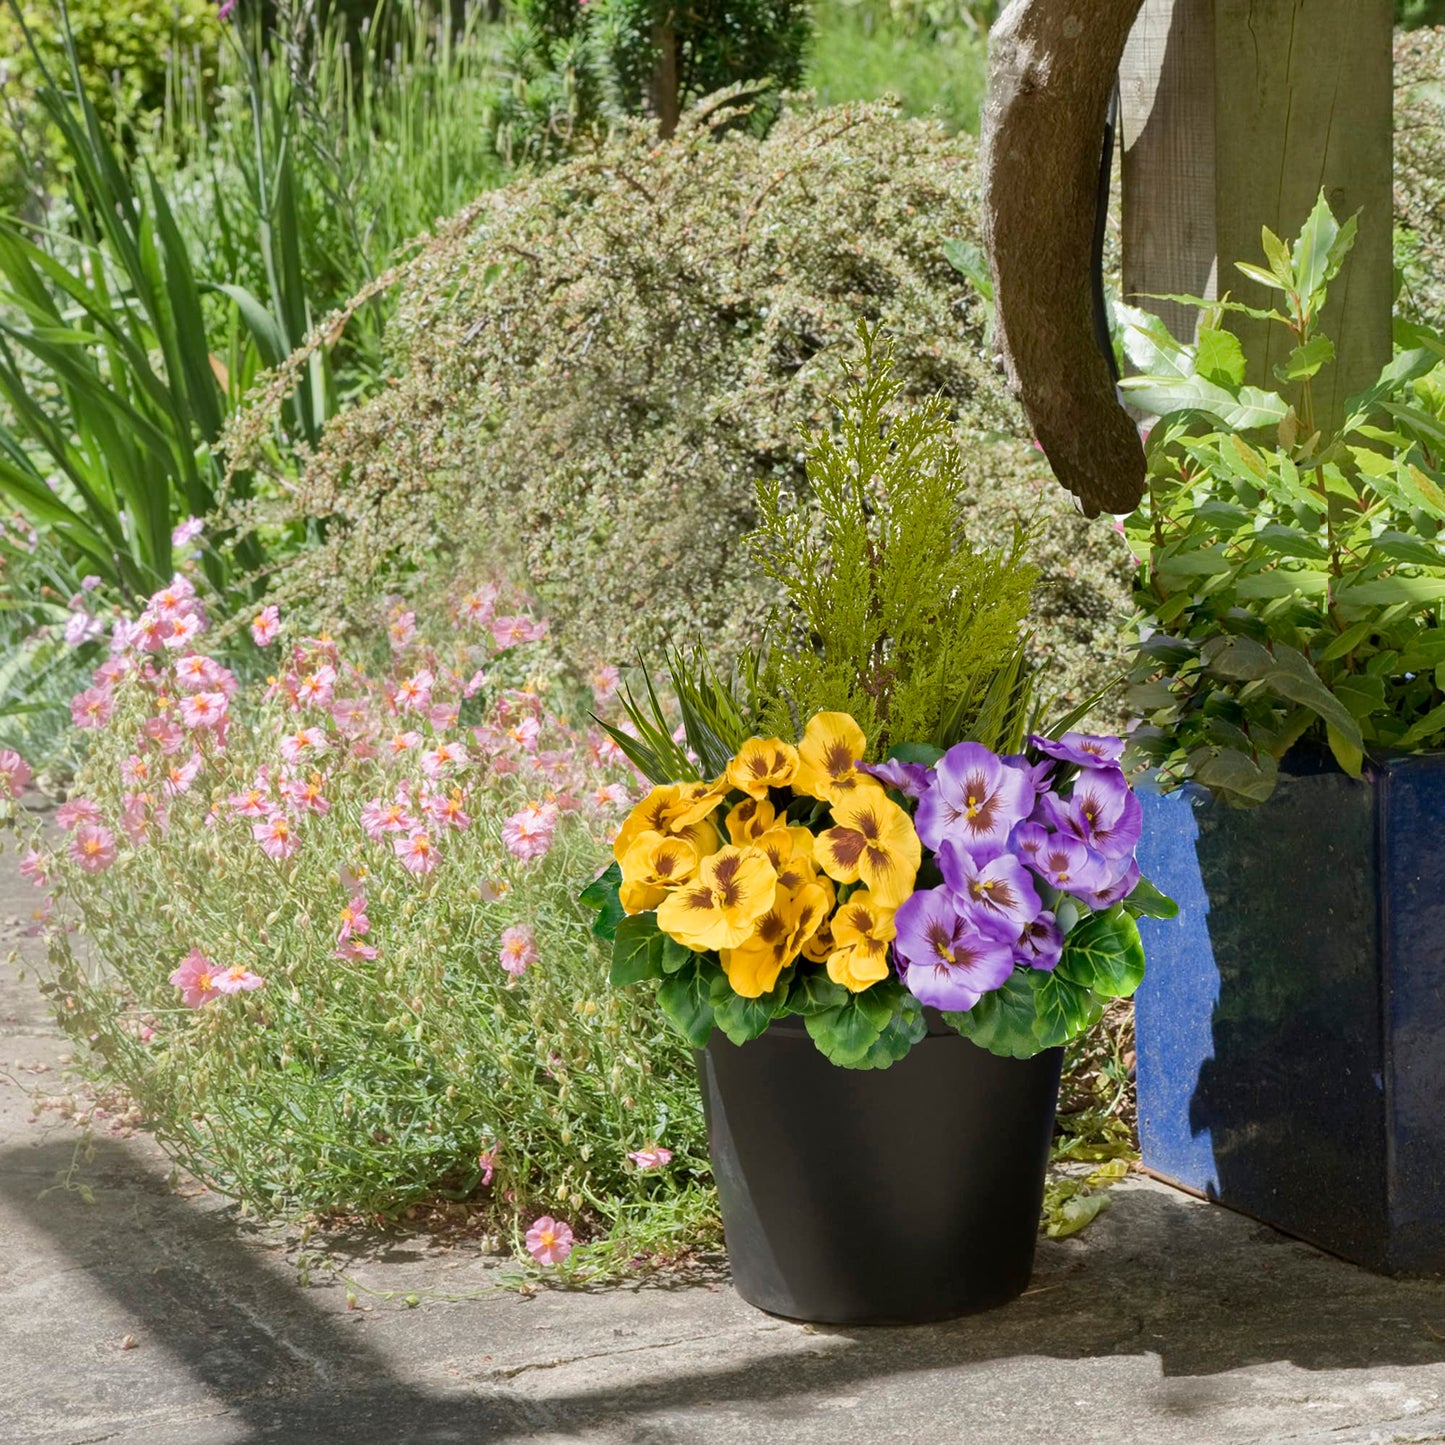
752 324 1037 755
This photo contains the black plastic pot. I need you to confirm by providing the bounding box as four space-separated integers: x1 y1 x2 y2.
696 1011 1063 1325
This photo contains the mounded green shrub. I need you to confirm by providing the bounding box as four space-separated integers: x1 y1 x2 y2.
236 97 1136 716
1397 27 1445 333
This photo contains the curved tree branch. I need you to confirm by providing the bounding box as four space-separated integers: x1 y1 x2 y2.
982 0 1148 518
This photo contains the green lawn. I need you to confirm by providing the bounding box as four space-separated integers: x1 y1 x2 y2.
805 0 988 133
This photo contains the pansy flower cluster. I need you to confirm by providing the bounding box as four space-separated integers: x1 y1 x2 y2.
607 713 920 1003
589 714 1170 1066
893 735 1142 1013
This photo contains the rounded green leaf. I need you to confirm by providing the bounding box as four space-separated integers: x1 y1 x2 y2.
1055 911 1147 1000
609 912 664 987
945 971 1045 1059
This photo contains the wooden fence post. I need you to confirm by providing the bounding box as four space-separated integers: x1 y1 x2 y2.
1121 0 1394 431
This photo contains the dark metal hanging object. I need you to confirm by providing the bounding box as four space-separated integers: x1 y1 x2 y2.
981 0 1148 518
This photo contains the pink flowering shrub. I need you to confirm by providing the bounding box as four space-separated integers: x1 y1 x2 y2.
17 581 711 1267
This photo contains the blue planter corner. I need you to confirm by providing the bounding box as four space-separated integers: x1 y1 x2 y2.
1134 752 1445 1276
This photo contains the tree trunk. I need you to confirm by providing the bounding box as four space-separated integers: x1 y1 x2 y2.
651 12 681 140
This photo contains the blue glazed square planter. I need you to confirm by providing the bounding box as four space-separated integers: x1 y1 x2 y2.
1134 751 1445 1275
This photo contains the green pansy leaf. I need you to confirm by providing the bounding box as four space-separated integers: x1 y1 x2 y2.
1032 972 1105 1049
805 986 895 1067
946 971 1045 1059
1056 911 1148 999
854 989 927 1070
887 741 945 766
579 861 621 911
660 933 695 974
788 970 850 1016
710 971 790 1046
610 912 665 987
1123 875 1179 920
657 955 718 1047
580 862 626 940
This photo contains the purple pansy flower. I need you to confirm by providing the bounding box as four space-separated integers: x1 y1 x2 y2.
1073 855 1142 912
894 887 1017 1012
937 840 1041 939
1011 823 1109 897
858 757 932 801
915 742 1032 854
1029 732 1125 771
1002 753 1056 802
1039 766 1142 861
1015 912 1064 971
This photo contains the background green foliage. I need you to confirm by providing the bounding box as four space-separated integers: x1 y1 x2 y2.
498 0 810 160
1396 27 1445 335
1398 0 1445 26
0 0 221 209
806 0 986 134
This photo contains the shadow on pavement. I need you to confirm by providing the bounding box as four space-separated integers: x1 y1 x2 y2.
6 1134 1445 1442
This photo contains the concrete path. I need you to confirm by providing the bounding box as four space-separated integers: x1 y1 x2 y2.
6 845 1445 1444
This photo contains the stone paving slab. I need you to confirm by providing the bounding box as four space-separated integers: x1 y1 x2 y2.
6 842 1445 1443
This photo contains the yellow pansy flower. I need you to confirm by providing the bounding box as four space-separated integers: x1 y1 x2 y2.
725 737 800 800
615 781 727 862
656 845 778 952
752 825 821 892
816 788 922 909
725 796 777 846
720 879 833 998
826 889 897 993
793 712 872 805
801 903 839 963
618 830 700 914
